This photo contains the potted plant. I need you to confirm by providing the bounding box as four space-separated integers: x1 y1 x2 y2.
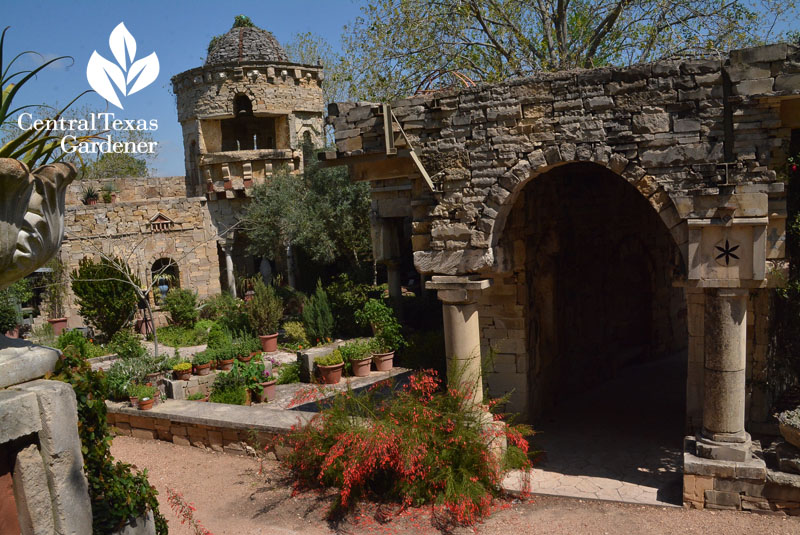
82 186 99 205
172 361 192 381
778 408 800 449
233 339 254 363
237 358 266 401
216 348 235 370
101 182 117 203
259 369 277 403
192 351 213 376
244 278 283 353
316 349 344 385
356 299 406 372
136 384 157 410
43 258 68 335
339 339 373 377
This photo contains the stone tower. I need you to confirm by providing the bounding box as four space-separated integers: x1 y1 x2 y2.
171 20 324 293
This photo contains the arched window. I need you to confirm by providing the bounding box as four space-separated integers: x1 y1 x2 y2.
220 94 276 151
189 140 199 192
151 258 180 305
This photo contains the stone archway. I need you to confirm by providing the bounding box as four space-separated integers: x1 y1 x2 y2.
499 161 688 503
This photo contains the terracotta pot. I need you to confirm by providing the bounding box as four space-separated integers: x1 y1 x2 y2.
258 380 277 403
244 290 255 302
237 355 252 364
193 363 211 376
780 421 800 450
217 358 234 371
145 372 163 384
110 193 117 202
243 178 253 188
86 198 97 205
372 351 394 372
129 396 139 409
47 317 68 335
245 389 252 406
259 333 278 353
4 326 19 338
351 357 372 377
318 362 344 384
138 397 154 410
173 369 191 381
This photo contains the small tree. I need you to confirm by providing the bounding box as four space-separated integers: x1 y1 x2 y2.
302 280 334 344
42 258 68 319
244 279 283 336
162 288 198 328
71 257 139 338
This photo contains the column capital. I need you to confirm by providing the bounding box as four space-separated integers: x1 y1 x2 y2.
426 276 492 304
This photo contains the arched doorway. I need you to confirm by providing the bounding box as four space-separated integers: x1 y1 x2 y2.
504 162 688 503
151 258 180 306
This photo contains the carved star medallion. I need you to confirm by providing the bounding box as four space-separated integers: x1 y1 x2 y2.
714 238 740 266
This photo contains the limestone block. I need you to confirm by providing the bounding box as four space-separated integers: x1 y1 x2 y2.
13 444 55 535
733 78 774 96
775 74 800 92
632 112 670 134
10 380 92 534
0 390 41 443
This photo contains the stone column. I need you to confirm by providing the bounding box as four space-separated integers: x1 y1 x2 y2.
222 242 236 297
697 287 750 461
427 276 492 404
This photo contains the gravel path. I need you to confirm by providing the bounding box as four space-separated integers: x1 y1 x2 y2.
111 436 800 534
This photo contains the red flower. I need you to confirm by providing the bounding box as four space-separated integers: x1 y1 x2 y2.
793 164 798 172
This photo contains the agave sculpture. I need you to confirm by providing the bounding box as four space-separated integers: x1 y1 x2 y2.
0 27 100 290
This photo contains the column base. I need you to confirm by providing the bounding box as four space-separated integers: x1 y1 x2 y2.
696 431 752 462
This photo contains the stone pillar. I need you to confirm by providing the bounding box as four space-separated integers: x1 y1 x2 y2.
697 288 751 462
222 242 236 297
427 276 492 404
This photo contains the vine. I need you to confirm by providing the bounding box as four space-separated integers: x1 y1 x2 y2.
50 346 168 534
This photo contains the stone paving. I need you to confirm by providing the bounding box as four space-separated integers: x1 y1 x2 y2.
503 354 686 507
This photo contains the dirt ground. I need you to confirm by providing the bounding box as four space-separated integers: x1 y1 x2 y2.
111 436 800 535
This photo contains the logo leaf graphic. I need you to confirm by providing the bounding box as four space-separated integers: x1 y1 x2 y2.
85 22 160 110
109 22 136 71
86 51 125 109
127 52 160 95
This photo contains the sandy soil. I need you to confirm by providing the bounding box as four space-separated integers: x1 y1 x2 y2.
111 436 800 535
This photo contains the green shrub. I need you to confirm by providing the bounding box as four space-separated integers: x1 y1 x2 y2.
199 293 250 333
71 256 139 339
57 330 107 360
316 349 343 367
338 339 373 363
127 384 156 400
281 370 532 526
302 280 334 344
283 320 310 348
326 274 378 338
0 279 28 332
30 322 56 346
275 361 300 384
108 330 146 360
187 392 206 401
162 288 199 328
105 351 169 401
52 354 167 533
153 324 210 348
206 322 232 350
245 279 283 335
356 299 405 353
208 385 247 405
232 332 261 356
192 351 213 366
172 361 192 372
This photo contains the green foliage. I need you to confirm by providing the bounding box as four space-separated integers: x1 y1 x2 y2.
356 299 405 353
338 339 373 363
302 280 334 344
281 369 532 525
232 14 256 28
0 278 32 331
51 354 167 533
42 258 68 319
84 150 148 179
30 322 56 346
56 329 107 360
108 330 146 360
245 278 283 335
232 333 261 358
340 0 800 101
282 320 310 348
208 386 248 405
209 366 248 404
275 361 301 385
162 288 199 328
200 292 250 333
244 164 372 275
206 321 232 350
152 323 211 348
187 392 206 401
172 361 192 372
232 358 267 395
192 351 213 366
316 349 344 367
326 274 379 338
71 256 139 338
127 383 156 400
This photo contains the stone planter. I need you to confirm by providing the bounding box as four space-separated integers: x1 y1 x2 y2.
47 317 68 335
217 358 234 370
371 351 394 372
351 357 372 377
780 421 800 450
259 333 278 352
318 362 344 384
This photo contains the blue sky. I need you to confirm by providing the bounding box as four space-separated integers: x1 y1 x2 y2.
3 1 363 175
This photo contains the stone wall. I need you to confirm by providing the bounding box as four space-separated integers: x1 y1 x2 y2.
66 176 189 205
324 43 799 425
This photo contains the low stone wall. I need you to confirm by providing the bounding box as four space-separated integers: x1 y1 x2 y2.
683 436 800 515
162 372 218 400
107 400 313 455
